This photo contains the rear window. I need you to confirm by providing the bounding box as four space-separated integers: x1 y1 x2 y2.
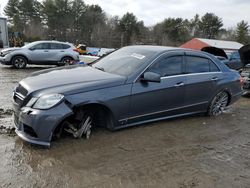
50 43 62 49
186 56 209 73
62 44 71 49
209 60 220 72
186 56 219 73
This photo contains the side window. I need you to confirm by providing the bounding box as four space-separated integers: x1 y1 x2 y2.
209 60 220 72
186 56 209 73
149 56 183 77
50 43 63 49
62 44 71 49
33 43 50 50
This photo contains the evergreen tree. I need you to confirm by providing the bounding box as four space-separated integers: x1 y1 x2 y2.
235 20 249 44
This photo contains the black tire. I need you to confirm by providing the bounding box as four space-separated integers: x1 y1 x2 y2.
12 56 27 69
207 91 229 116
60 57 73 66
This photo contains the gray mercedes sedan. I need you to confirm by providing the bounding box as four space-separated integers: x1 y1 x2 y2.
13 46 242 147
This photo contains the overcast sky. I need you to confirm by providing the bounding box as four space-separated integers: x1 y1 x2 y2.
1 0 249 28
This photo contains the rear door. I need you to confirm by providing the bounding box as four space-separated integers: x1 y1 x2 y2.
49 43 64 62
129 52 186 124
184 52 222 111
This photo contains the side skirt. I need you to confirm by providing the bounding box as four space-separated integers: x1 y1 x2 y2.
113 111 206 130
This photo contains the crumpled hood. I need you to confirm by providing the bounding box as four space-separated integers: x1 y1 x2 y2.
20 65 126 96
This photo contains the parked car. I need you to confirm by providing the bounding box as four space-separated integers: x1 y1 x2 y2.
226 51 244 70
239 44 250 95
215 52 243 71
13 45 242 146
241 67 250 95
0 41 79 68
76 44 87 55
215 56 229 63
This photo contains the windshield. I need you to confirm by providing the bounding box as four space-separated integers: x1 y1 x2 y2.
92 47 156 76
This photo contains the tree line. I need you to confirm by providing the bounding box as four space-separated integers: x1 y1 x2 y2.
4 0 250 48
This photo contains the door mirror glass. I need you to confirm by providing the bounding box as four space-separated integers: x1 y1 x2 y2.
142 72 161 83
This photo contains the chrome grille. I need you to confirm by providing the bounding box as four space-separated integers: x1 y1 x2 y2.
16 84 28 96
13 84 28 106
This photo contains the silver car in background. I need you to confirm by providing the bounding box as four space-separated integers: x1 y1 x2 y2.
0 41 79 68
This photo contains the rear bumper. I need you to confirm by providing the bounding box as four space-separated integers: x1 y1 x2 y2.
229 91 243 105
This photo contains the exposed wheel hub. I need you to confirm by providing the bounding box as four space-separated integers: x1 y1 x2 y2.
64 116 92 139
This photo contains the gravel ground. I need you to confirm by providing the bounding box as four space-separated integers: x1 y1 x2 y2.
0 64 250 188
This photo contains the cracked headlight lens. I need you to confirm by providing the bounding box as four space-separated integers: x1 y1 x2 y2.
33 94 64 109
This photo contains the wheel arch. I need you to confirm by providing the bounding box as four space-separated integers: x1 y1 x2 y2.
75 102 116 130
210 87 232 106
61 55 74 61
219 89 232 106
11 54 29 64
52 102 116 140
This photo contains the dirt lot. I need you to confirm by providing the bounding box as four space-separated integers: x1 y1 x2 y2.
1 64 250 188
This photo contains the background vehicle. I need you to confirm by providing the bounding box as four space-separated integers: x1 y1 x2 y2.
0 41 79 68
216 55 228 63
76 44 87 55
241 66 250 95
13 46 242 146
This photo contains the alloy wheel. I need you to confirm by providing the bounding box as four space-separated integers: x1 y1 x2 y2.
210 92 229 116
13 57 27 69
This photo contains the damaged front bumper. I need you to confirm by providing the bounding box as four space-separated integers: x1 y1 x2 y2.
0 56 12 65
13 102 73 147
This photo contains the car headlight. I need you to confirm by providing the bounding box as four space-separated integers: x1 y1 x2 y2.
32 94 64 109
1 50 14 56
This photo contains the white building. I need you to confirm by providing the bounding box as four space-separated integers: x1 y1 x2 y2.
181 38 244 55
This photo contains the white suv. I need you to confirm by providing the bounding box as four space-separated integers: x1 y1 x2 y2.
0 41 79 68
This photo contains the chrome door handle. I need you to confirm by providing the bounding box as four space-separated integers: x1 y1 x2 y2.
211 77 218 81
174 82 184 87
44 50 49 52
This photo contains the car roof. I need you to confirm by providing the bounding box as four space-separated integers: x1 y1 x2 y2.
127 45 210 54
128 45 179 53
30 40 71 45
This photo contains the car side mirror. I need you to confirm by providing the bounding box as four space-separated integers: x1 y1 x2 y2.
29 47 35 51
142 72 161 83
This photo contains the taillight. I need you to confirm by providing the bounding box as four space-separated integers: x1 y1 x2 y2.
73 48 78 52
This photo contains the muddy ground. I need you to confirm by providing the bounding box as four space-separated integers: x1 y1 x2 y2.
0 64 250 188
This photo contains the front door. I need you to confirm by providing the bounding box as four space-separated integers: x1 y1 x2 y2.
129 52 186 124
28 43 54 63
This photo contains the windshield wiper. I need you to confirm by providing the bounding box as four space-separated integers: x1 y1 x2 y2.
94 66 105 72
